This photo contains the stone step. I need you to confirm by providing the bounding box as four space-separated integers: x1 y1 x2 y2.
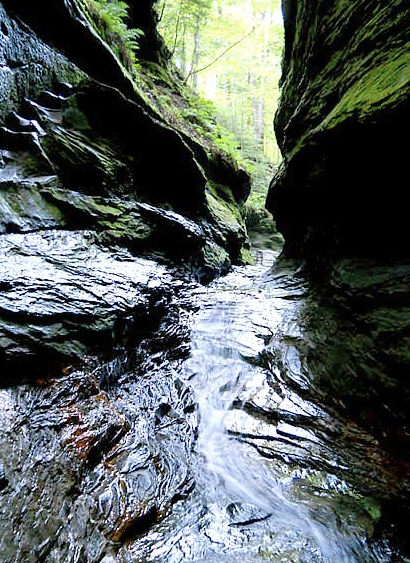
20 99 63 126
55 81 75 97
0 127 40 151
36 89 68 109
5 111 46 136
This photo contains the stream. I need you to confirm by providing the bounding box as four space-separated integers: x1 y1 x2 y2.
115 251 408 563
1 249 409 562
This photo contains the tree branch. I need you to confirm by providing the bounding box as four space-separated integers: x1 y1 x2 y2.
185 22 261 81
171 3 183 57
156 0 166 23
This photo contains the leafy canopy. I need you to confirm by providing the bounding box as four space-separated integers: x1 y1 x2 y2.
158 0 284 207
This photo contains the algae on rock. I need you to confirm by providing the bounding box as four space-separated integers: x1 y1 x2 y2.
268 0 410 260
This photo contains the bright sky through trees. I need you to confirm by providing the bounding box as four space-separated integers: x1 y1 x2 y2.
158 0 284 205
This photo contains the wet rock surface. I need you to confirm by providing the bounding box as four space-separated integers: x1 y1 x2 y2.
265 2 410 552
1 249 410 562
304 260 410 460
0 250 197 562
0 0 251 376
4 0 410 561
0 323 196 562
0 230 174 381
111 255 410 563
0 2 251 553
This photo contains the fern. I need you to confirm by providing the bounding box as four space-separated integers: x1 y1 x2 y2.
86 0 143 68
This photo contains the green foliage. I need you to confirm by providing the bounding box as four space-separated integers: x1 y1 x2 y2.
180 94 217 127
85 0 143 68
158 0 284 211
181 93 246 160
143 69 250 171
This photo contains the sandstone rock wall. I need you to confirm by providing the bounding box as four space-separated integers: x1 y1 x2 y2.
267 2 410 520
0 3 250 557
0 3 82 122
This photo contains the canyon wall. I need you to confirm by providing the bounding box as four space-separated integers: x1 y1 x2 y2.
268 0 410 261
0 0 251 379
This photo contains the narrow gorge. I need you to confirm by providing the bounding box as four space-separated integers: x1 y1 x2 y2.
1 1 410 562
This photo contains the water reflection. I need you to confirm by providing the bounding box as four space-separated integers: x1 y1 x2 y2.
123 252 407 563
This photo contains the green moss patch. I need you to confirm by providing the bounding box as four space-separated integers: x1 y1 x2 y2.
206 184 243 228
322 44 410 129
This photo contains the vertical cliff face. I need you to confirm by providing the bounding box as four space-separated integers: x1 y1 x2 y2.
265 1 410 516
267 0 410 261
0 0 166 97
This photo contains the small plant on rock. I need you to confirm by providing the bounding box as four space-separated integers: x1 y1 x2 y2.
85 0 143 69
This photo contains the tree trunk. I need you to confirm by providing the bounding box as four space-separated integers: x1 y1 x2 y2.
188 15 202 91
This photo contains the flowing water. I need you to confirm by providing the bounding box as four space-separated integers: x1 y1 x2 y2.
2 249 408 562
118 251 407 563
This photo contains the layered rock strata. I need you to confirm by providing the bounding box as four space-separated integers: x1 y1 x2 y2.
0 2 251 557
0 0 251 377
267 1 410 534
